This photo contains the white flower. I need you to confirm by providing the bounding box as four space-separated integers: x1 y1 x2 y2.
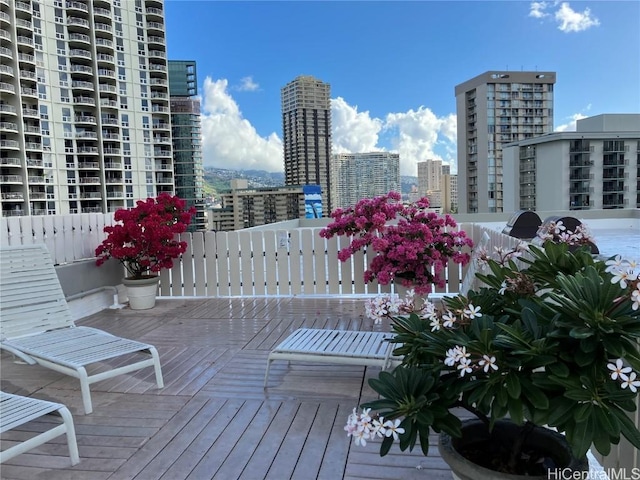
498 281 508 295
442 311 456 328
444 348 458 366
383 418 405 440
429 317 442 332
605 255 626 273
478 355 498 372
621 372 640 393
463 304 482 320
607 359 632 381
632 287 640 311
610 270 632 289
457 358 473 377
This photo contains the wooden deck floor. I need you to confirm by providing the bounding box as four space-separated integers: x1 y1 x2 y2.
0 297 452 480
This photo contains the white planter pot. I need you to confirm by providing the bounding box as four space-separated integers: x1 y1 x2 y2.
122 276 159 310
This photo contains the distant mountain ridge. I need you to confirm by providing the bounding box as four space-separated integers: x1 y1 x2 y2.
203 166 417 197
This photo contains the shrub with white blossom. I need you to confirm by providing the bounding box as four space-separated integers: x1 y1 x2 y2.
347 238 640 469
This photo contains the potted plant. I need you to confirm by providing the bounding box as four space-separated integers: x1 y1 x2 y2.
95 193 195 309
346 225 640 478
319 192 474 296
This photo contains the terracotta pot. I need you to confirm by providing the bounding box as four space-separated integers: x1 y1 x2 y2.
438 419 588 480
122 276 159 310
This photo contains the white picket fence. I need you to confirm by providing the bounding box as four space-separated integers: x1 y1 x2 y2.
0 214 517 296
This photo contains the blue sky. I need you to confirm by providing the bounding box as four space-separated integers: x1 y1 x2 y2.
164 1 640 176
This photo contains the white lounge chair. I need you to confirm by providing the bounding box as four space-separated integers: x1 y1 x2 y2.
0 391 80 465
264 328 401 386
0 244 164 414
264 234 491 387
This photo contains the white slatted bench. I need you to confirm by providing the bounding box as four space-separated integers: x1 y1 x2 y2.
0 391 79 465
264 328 401 386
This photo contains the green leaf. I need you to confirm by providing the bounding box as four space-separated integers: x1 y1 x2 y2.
505 374 521 399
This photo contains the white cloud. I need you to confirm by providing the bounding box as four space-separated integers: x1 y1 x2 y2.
331 97 383 153
529 1 549 18
234 76 260 92
529 1 600 32
199 77 457 176
200 77 282 172
384 107 457 176
555 112 589 132
555 2 600 32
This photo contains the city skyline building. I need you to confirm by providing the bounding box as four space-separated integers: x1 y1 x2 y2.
168 60 205 231
281 75 332 215
330 152 400 209
208 179 306 231
455 71 556 214
0 0 172 217
502 114 640 212
417 159 443 209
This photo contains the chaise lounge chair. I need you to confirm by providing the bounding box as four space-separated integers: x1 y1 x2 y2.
0 391 79 465
264 328 401 386
264 233 491 387
0 244 164 414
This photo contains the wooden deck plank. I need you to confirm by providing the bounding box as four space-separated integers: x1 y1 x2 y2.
0 297 453 480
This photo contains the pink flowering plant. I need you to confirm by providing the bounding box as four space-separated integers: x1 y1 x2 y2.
319 192 473 294
95 193 195 279
347 239 640 475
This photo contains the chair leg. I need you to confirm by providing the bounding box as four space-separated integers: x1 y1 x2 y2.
264 358 272 387
57 406 80 465
78 368 93 415
149 347 164 388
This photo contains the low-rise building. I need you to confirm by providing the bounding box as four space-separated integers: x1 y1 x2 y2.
208 179 307 231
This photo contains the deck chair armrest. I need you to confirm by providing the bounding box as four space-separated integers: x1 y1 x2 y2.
0 343 37 365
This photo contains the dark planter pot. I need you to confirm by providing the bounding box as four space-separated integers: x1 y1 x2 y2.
438 419 589 480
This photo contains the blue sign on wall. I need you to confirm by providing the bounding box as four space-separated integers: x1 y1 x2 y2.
303 185 323 218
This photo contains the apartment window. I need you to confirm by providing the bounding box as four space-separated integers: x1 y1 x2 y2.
37 68 46 83
122 128 130 141
139 71 147 84
116 38 124 52
55 24 64 39
115 23 123 37
123 143 131 156
124 158 132 170
57 56 66 71
60 88 69 103
41 121 50 135
120 96 128 109
140 85 147 98
34 35 43 51
58 71 68 86
117 52 125 66
126 185 133 197
141 99 149 112
142 116 150 129
119 81 127 95
40 105 48 119
56 40 65 56
54 8 63 23
35 51 44 67
63 124 72 138
125 171 132 183
136 13 143 27
118 67 126 81
138 42 145 56
61 107 70 122
121 114 129 127
34 18 42 34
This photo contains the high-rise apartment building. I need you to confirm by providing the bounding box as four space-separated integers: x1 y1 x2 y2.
502 114 640 211
330 152 399 209
455 71 556 214
281 75 332 215
168 60 205 231
0 0 171 217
